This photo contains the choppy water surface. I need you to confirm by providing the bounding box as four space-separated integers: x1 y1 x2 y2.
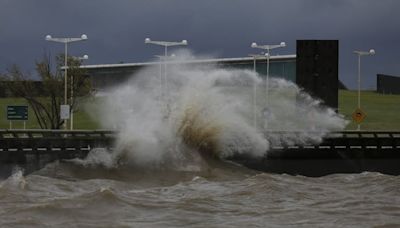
1 162 399 228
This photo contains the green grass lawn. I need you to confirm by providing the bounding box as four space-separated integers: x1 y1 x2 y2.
0 98 100 129
339 90 400 130
0 90 399 130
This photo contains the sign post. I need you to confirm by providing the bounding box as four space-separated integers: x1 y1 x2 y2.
7 105 28 129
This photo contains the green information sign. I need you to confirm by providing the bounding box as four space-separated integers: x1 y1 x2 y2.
7 105 28 120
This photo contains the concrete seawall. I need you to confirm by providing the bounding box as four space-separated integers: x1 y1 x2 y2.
1 130 399 177
0 130 115 178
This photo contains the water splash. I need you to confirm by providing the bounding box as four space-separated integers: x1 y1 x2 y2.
70 148 116 168
0 167 26 190
87 52 347 168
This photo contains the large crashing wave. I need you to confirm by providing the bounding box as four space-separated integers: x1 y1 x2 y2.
86 52 347 168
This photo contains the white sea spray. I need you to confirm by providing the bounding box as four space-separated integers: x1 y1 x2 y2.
85 52 347 168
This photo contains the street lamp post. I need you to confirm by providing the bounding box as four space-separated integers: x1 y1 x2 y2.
251 41 285 129
154 54 176 110
145 38 187 114
145 38 187 80
145 38 187 58
70 54 89 130
248 53 267 129
353 49 375 130
251 42 286 106
45 34 88 129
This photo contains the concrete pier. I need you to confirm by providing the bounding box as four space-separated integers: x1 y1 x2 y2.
0 130 115 177
230 131 400 176
0 130 399 177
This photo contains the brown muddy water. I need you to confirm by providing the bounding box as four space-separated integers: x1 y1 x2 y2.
1 160 399 228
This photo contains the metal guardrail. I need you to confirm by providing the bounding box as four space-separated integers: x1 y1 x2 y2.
265 130 400 137
0 130 116 155
266 131 400 151
0 129 116 139
1 129 399 137
0 130 399 151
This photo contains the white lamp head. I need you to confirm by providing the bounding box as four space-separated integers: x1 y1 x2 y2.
145 38 151 43
82 55 89 59
280 42 286 47
171 54 176 57
369 49 375 55
251 42 257 48
45 35 52 40
81 34 88 40
182 40 188 45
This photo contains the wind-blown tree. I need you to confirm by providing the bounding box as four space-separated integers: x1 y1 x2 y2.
5 53 91 129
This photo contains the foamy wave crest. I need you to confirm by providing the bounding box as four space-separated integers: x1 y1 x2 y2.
70 148 116 168
0 167 26 189
88 51 347 167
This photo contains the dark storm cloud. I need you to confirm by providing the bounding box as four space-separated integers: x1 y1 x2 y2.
1 0 400 88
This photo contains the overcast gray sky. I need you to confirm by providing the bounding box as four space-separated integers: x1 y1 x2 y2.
1 0 399 88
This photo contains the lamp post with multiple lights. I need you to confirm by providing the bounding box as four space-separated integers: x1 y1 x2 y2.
250 42 286 107
45 34 88 129
145 38 187 58
248 53 267 129
145 38 187 83
70 54 89 130
145 38 187 114
353 49 375 130
250 41 285 129
154 54 176 108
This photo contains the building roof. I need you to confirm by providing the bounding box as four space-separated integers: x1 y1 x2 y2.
79 54 296 70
